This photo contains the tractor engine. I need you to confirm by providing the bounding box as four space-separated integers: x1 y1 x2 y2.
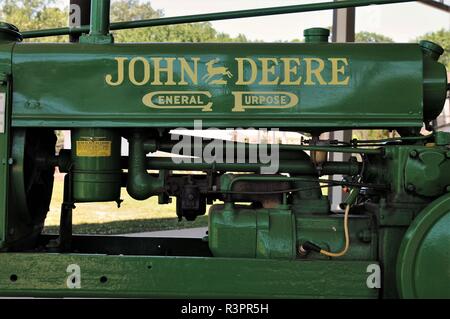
0 8 448 299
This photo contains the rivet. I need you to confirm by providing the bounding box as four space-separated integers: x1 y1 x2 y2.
409 150 418 158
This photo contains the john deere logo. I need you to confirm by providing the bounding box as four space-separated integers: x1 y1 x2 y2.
105 55 350 112
202 58 233 85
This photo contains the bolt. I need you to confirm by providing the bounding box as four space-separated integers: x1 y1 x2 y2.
407 183 416 192
409 150 418 158
358 229 372 243
446 186 450 192
446 151 450 159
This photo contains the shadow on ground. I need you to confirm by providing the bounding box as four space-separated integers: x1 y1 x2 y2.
43 216 208 235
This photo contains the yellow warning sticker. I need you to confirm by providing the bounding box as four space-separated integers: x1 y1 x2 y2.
76 140 112 157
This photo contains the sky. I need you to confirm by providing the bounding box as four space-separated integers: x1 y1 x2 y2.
55 0 449 42
146 0 450 42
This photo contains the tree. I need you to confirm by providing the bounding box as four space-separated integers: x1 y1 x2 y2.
355 31 394 43
0 0 67 42
0 0 250 43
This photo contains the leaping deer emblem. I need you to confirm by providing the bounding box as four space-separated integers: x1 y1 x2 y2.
202 58 233 85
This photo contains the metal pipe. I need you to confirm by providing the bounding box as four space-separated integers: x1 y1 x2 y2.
127 131 164 200
22 0 413 38
124 158 360 176
158 140 382 155
89 0 111 36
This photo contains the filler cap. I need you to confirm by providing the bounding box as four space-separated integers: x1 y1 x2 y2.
304 28 330 43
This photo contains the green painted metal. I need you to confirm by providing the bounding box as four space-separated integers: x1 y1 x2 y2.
209 203 297 259
0 0 448 299
159 141 384 155
378 227 406 299
209 203 376 261
127 130 164 200
79 0 113 44
10 42 443 130
0 252 379 298
435 131 450 146
20 0 413 39
71 128 122 202
89 0 111 37
0 23 23 42
140 158 360 175
304 28 330 43
296 213 376 261
396 193 450 298
0 47 11 248
421 42 448 121
404 148 450 197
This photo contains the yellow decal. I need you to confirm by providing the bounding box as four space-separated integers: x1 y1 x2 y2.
202 58 233 85
235 58 257 85
142 91 213 112
105 57 127 86
105 56 350 112
106 56 350 87
231 91 298 112
76 140 112 157
304 58 327 85
279 58 302 85
328 58 350 85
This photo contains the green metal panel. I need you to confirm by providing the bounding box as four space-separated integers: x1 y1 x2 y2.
209 204 297 259
0 253 379 298
11 43 425 129
296 214 376 261
396 194 450 298
404 148 450 197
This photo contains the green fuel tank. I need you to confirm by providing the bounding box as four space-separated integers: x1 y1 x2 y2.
5 30 448 131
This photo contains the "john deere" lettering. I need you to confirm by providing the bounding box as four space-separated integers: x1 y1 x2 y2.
105 56 350 87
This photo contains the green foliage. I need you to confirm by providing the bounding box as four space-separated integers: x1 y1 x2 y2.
110 0 249 43
0 0 67 42
352 130 393 141
355 31 394 43
416 28 450 70
0 0 250 43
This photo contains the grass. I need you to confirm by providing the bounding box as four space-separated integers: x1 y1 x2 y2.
43 174 209 235
43 216 209 235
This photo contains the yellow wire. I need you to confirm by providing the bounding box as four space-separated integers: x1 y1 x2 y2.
319 204 350 258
